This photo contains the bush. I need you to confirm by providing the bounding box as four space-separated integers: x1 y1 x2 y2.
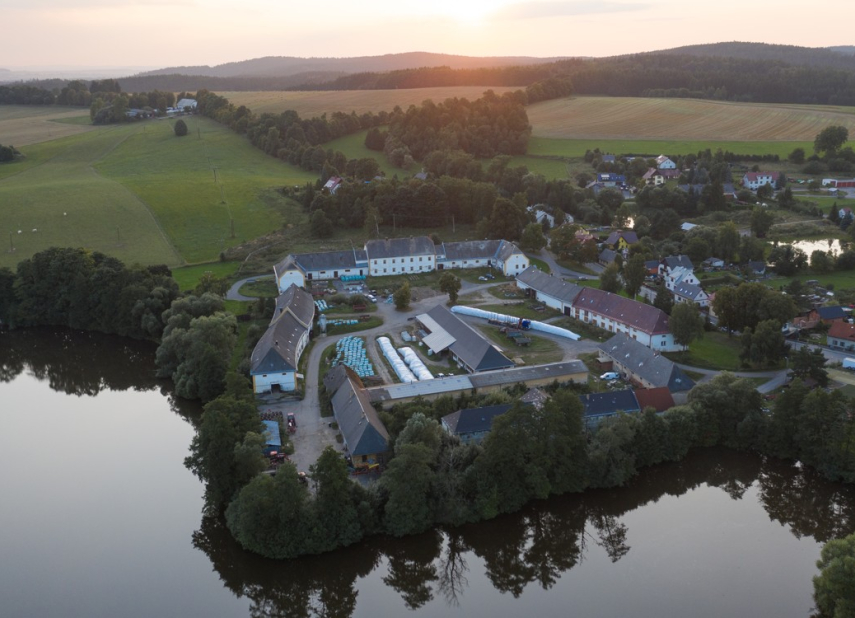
174 119 188 137
803 160 828 175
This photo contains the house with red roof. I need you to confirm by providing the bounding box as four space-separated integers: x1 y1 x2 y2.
828 321 855 351
742 171 781 191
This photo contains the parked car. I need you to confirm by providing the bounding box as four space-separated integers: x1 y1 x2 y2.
600 371 620 380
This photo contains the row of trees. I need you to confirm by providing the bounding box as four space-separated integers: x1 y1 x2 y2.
220 368 855 560
0 248 235 402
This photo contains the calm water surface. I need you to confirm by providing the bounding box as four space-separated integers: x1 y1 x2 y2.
1 328 854 618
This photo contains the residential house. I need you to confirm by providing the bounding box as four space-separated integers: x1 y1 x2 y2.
323 176 343 194
599 248 618 266
747 261 767 276
516 266 584 311
828 321 855 351
644 259 661 275
803 305 851 326
274 235 528 291
601 154 617 163
598 333 695 392
441 404 512 444
823 178 855 189
417 304 515 373
742 171 781 191
528 205 573 228
250 284 315 393
366 236 436 277
580 389 641 427
329 368 390 469
672 281 710 307
274 249 368 291
436 239 529 276
597 173 626 187
643 168 665 186
516 266 678 350
604 230 638 250
659 255 695 276
656 155 677 170
839 206 853 220
176 98 197 111
702 257 725 270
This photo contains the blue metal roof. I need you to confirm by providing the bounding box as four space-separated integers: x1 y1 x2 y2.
262 420 282 447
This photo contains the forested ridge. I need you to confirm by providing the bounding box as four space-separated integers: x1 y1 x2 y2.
6 43 855 105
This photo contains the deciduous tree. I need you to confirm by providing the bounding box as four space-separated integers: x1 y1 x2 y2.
669 302 705 350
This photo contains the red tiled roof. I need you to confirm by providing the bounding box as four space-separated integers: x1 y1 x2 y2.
572 287 670 335
828 321 855 342
634 387 675 412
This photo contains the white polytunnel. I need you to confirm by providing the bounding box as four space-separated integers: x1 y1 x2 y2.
397 347 434 381
377 337 417 383
450 305 581 341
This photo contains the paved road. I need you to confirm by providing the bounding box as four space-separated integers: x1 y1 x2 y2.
533 248 596 280
226 274 274 301
676 363 788 393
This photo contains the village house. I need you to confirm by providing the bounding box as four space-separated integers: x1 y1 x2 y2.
604 230 638 251
642 168 666 186
249 284 315 393
597 173 626 187
436 239 529 276
516 266 679 350
324 366 390 469
702 257 725 270
599 248 618 267
580 389 640 427
823 178 855 189
417 305 515 373
828 321 855 351
273 235 528 293
742 171 782 191
659 255 695 276
323 176 343 194
441 404 512 444
656 155 677 170
597 333 695 392
672 281 710 307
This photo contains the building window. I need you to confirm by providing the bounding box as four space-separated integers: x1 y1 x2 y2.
661 341 666 346
410 258 414 262
419 257 423 262
383 259 387 264
383 268 387 273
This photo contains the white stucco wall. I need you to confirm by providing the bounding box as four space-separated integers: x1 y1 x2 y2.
278 270 305 293
253 371 297 394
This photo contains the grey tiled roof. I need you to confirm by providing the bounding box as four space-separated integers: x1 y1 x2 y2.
250 284 314 375
423 304 514 372
331 377 390 457
516 266 583 305
442 404 512 436
598 333 695 392
366 236 435 260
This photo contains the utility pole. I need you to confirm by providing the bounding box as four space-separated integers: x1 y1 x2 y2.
375 215 380 238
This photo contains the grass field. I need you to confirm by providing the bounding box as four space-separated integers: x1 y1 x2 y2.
477 324 563 365
324 130 404 176
0 109 319 270
221 87 517 117
171 261 241 291
527 97 855 142
0 105 95 146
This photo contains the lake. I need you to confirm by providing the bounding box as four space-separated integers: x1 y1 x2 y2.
1 328 853 618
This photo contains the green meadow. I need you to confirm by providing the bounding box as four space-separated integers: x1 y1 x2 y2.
323 130 404 177
0 112 316 270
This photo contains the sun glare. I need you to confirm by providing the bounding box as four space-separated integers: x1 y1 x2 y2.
429 0 499 24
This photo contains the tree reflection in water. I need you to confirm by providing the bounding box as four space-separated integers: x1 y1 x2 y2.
192 448 855 618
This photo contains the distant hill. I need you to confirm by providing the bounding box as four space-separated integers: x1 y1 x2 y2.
829 46 855 56
650 42 855 71
137 52 566 79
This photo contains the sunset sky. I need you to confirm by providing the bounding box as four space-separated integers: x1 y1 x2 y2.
2 0 851 69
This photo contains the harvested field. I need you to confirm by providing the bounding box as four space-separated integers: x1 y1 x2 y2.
0 105 95 146
527 97 855 141
221 87 516 117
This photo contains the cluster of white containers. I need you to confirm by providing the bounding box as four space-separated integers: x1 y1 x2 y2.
450 305 581 341
377 337 436 383
314 299 329 312
397 347 434 381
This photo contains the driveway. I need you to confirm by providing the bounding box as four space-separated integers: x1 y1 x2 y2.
226 274 273 301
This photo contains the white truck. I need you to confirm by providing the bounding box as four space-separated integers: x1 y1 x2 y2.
843 358 855 371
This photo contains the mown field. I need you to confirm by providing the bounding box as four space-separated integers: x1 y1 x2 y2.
0 109 317 270
0 105 96 146
221 87 517 117
526 97 855 142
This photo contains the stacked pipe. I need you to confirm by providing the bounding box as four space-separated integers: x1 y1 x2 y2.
377 337 416 383
450 305 581 341
397 347 434 381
